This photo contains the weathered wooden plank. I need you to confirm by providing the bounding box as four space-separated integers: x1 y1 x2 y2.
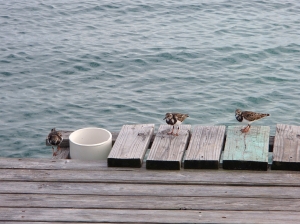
0 223 110 224
146 124 191 170
2 167 300 186
0 153 273 170
1 181 300 199
0 158 142 171
48 129 276 160
107 124 154 168
272 124 300 170
223 126 270 171
1 208 300 223
1 194 300 211
184 126 225 169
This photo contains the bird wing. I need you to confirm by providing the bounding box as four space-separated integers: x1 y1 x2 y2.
174 113 189 122
242 111 268 121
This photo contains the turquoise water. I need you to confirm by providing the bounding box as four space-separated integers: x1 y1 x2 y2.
1 0 300 158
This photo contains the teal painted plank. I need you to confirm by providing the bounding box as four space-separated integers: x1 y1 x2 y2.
218 152 273 169
223 126 270 171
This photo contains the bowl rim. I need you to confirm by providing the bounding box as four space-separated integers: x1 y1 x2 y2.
69 127 112 147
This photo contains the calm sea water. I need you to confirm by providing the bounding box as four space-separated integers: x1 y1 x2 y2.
1 0 300 158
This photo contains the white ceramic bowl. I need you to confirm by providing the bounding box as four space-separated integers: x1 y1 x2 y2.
69 127 112 160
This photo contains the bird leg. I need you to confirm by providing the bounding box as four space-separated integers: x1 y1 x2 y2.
174 126 180 136
168 126 174 135
241 124 251 133
53 145 61 156
52 147 57 156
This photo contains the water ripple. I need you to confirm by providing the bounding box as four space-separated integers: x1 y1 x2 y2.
0 0 300 157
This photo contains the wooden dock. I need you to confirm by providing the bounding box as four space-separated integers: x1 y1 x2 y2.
3 123 299 223
1 157 300 223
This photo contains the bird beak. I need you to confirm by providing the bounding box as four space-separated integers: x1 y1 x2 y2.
163 117 166 120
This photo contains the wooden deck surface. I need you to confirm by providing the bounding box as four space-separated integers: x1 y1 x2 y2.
108 124 155 167
272 124 300 170
146 124 191 170
223 126 270 170
1 157 300 223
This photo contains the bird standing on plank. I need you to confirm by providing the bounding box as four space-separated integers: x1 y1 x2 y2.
47 128 63 156
235 109 270 133
164 112 189 136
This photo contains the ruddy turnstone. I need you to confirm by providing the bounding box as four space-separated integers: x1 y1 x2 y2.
47 128 63 156
235 109 270 133
163 112 189 136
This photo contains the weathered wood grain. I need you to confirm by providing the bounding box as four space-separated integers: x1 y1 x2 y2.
107 124 155 167
1 181 300 198
1 156 300 223
0 157 128 170
2 167 300 186
4 222 113 224
184 126 225 169
0 153 274 170
1 208 300 223
223 126 270 171
146 125 191 170
272 124 300 170
1 194 300 211
48 129 276 160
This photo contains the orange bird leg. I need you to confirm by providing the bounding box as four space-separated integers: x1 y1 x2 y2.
168 126 174 135
241 124 251 133
174 126 180 136
52 147 57 156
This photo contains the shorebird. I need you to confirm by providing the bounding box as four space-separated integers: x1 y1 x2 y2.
235 109 270 133
163 112 189 136
47 128 63 156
